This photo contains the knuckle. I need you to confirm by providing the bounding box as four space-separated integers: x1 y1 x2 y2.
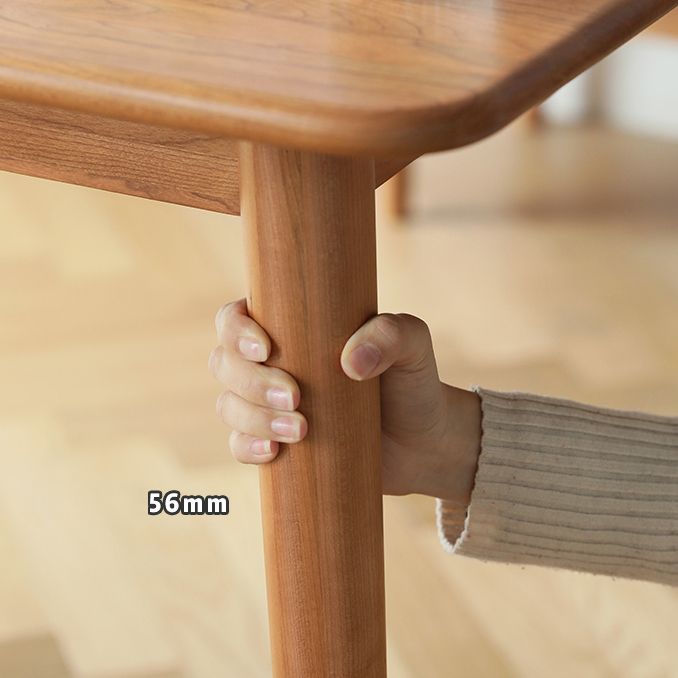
225 299 243 316
216 299 246 337
213 347 242 385
216 351 242 386
398 313 432 366
220 391 239 419
373 313 401 347
216 390 228 416
209 345 224 375
399 313 430 338
216 300 237 328
215 303 229 328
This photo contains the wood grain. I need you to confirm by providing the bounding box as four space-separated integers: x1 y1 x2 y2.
0 99 409 214
384 168 410 221
647 7 678 34
0 1 673 156
241 144 385 677
0 99 239 214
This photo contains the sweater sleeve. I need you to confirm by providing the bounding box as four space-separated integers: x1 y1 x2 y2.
436 387 678 587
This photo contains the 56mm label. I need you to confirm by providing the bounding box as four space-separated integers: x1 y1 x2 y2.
148 490 230 516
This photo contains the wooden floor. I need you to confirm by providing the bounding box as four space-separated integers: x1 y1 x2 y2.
1 118 677 677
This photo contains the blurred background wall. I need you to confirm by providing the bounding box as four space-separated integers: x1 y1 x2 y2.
542 13 678 139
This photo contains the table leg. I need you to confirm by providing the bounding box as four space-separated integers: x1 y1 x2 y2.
386 167 410 220
240 143 387 678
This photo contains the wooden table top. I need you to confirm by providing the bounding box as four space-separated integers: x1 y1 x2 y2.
0 1 674 156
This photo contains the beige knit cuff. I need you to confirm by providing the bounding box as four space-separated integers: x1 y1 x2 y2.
437 387 678 586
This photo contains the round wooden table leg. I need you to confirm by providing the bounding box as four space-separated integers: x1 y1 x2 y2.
386 167 410 220
240 143 386 678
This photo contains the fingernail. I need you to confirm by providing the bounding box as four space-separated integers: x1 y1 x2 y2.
250 438 273 456
348 343 381 379
238 337 263 360
271 416 300 440
267 386 293 410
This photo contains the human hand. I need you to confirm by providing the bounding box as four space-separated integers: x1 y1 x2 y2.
209 299 481 506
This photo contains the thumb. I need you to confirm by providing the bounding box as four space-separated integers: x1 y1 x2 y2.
340 313 436 381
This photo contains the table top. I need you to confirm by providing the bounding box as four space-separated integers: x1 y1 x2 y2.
0 1 674 156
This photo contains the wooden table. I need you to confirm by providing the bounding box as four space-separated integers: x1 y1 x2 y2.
0 2 674 676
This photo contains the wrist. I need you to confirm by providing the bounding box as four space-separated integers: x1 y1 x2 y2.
437 384 481 506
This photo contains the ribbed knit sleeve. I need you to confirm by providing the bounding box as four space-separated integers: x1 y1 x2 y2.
437 388 678 587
